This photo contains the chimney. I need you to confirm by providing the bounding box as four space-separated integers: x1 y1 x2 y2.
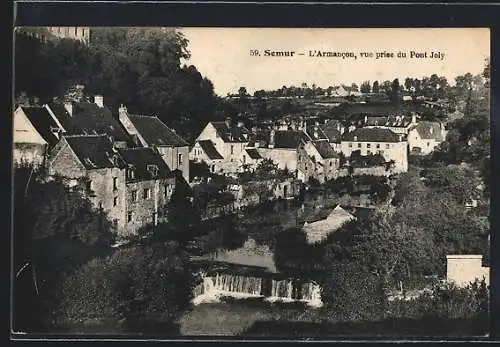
118 104 128 118
268 129 276 149
94 95 104 108
64 102 73 116
412 113 417 124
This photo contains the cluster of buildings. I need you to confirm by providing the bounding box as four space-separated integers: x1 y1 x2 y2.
14 93 188 237
189 112 447 183
13 86 448 238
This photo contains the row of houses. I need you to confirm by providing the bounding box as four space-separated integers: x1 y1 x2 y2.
189 113 446 183
13 89 448 237
13 95 190 237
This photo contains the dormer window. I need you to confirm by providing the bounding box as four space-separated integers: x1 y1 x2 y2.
353 136 358 141
147 164 159 178
127 165 136 180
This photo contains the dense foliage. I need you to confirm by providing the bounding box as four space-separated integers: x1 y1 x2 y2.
15 28 218 142
52 242 197 332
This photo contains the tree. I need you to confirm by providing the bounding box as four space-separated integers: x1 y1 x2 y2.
52 242 196 332
360 81 371 94
390 78 401 104
238 86 248 98
372 81 380 93
320 260 386 322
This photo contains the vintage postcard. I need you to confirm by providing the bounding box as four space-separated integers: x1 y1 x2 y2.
12 27 490 339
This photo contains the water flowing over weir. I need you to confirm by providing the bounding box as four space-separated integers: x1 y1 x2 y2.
192 272 323 307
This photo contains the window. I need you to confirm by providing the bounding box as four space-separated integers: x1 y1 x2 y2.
367 143 371 148
427 142 430 147
127 211 133 223
113 196 118 206
243 155 246 164
113 177 118 190
386 144 390 149
144 188 151 199
98 202 103 210
148 164 158 178
178 153 183 165
86 180 92 194
330 161 333 166
74 27 78 36
230 145 234 155
131 190 137 202
376 144 381 149
211 164 216 172
348 143 353 148
357 143 362 148
127 166 135 180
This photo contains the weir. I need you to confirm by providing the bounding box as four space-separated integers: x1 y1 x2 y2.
192 272 323 307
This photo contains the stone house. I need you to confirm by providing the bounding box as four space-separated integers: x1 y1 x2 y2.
318 120 344 152
117 147 176 235
407 121 447 155
47 135 128 234
341 127 408 173
47 134 175 237
298 141 340 184
190 140 225 174
190 118 250 175
117 106 190 182
13 105 63 167
250 129 308 173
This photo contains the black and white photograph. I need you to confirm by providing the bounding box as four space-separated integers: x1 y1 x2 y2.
11 26 491 339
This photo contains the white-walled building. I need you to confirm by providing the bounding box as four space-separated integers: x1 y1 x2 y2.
190 118 250 175
341 127 408 173
407 121 447 155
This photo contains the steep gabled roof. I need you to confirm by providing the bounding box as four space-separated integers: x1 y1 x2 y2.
410 121 444 141
198 140 224 160
118 147 173 180
128 114 188 147
342 127 401 143
211 121 250 143
48 102 131 143
312 141 339 159
20 106 60 146
64 135 126 169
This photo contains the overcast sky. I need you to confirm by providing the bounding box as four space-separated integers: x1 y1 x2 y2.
179 28 490 96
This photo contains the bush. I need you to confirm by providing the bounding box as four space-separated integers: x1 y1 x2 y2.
320 261 387 322
51 242 198 332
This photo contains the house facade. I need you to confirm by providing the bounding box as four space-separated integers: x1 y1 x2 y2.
298 140 340 184
47 135 128 233
118 106 190 182
118 148 176 235
407 121 447 155
47 135 175 237
13 105 64 167
190 118 250 175
341 127 408 173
